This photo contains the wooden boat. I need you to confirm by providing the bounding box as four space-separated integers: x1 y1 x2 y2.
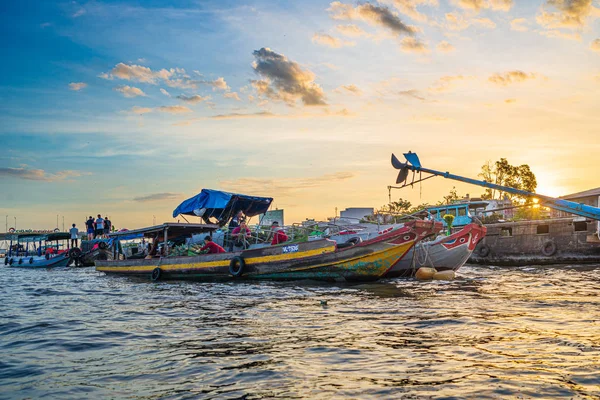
3 232 75 268
385 223 487 277
95 220 440 282
469 217 600 266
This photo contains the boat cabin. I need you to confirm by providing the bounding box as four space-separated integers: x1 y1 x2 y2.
425 201 489 227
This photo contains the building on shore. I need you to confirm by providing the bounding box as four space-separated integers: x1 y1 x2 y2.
553 187 600 218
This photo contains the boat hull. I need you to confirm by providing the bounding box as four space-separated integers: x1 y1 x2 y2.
385 223 487 278
96 221 438 282
5 254 71 269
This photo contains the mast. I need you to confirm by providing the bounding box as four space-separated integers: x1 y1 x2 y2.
391 152 600 221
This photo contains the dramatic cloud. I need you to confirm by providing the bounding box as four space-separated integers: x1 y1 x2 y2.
220 172 357 197
489 0 513 11
537 0 599 29
133 192 180 202
398 89 426 100
130 106 153 114
436 40 455 52
0 167 85 182
591 38 600 52
160 88 171 97
128 105 192 114
69 82 87 91
210 111 277 120
445 13 470 31
100 63 229 90
328 2 417 37
251 47 327 106
223 92 241 101
400 37 428 53
336 84 363 95
210 77 229 91
114 85 146 98
488 70 539 85
176 94 210 104
157 105 192 113
429 75 468 92
336 24 370 37
510 18 529 31
391 0 438 22
453 0 513 12
473 17 497 28
539 29 581 40
312 33 355 48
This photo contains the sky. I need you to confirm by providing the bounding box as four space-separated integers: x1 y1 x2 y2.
1 0 599 231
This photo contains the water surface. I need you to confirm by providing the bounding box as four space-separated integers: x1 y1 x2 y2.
1 264 599 399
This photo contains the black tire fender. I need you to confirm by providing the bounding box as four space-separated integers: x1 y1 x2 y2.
346 237 362 246
4 257 8 265
29 257 34 264
45 253 50 260
478 244 490 258
98 242 108 250
18 258 23 265
68 248 82 259
8 258 14 266
541 241 557 256
151 267 161 281
229 256 246 277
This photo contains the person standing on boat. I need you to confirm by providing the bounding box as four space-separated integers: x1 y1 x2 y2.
227 211 244 252
95 214 105 239
199 236 226 254
85 216 95 240
104 216 111 236
70 224 79 248
270 221 288 245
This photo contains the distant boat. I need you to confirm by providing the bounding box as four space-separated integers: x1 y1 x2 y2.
3 232 75 268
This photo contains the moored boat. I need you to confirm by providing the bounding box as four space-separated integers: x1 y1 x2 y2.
385 222 487 277
96 220 439 282
3 232 76 268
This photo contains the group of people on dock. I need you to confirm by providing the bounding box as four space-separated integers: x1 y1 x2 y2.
85 215 112 240
67 215 113 248
200 211 289 254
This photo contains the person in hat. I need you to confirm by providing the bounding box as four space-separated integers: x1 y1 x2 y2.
270 221 288 245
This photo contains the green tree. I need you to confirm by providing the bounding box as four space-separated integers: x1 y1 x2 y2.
478 158 537 203
437 186 460 205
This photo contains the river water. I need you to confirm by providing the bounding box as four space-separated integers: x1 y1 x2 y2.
1 264 599 399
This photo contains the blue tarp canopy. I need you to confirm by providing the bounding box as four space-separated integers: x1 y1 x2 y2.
172 189 273 224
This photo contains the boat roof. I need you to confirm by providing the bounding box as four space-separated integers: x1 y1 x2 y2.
108 223 219 239
426 201 489 211
0 232 71 242
172 189 273 223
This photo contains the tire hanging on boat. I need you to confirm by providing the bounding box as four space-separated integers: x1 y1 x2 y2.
29 257 34 264
98 242 108 250
151 267 161 281
229 256 245 277
4 257 8 265
18 258 23 265
541 241 557 256
478 244 490 257
346 237 363 246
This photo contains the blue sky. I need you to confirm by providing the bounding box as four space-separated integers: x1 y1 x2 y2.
1 0 599 230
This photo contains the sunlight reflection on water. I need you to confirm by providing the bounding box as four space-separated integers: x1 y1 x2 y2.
1 264 599 399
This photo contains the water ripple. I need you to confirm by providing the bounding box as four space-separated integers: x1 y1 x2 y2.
0 265 599 398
